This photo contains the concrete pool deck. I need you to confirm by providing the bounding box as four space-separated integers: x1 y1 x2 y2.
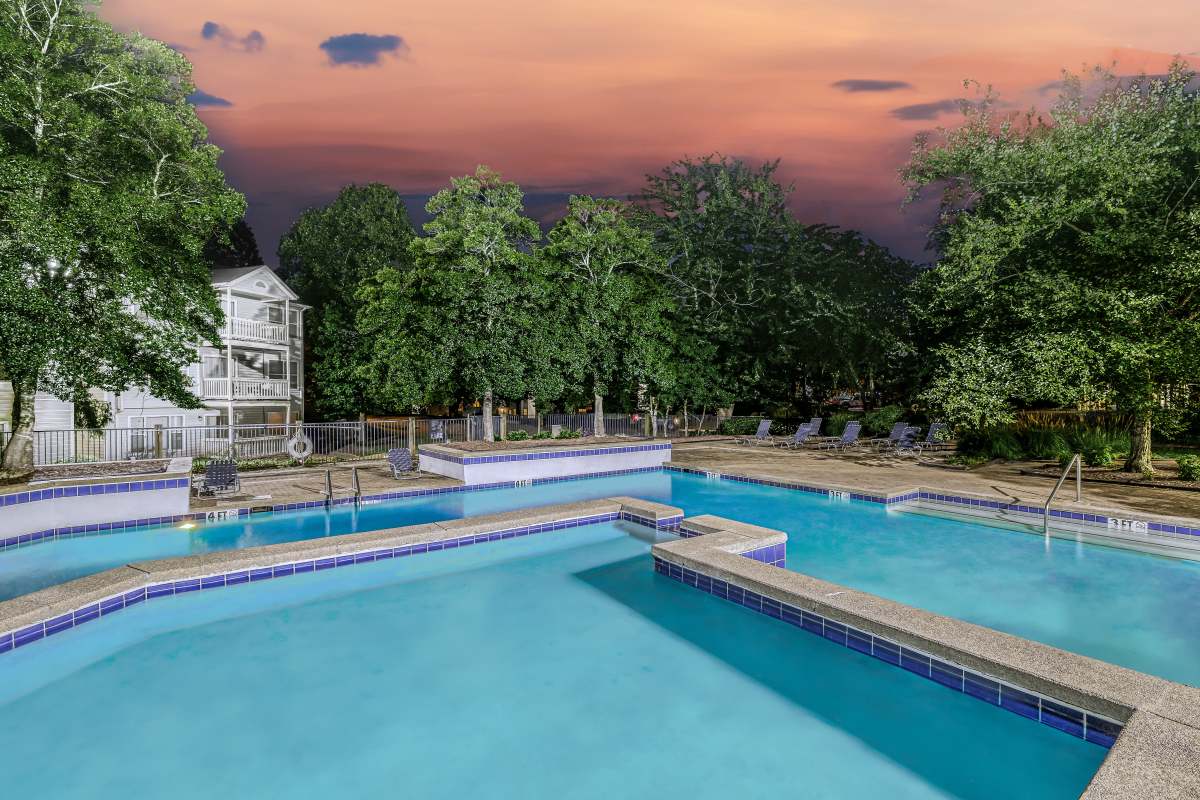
1 496 1195 798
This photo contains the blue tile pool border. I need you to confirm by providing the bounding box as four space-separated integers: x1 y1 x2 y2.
419 441 671 466
1 509 668 657
7 463 1198 555
652 553 1123 750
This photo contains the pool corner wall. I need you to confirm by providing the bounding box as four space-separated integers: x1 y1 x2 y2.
419 440 671 485
1 458 193 543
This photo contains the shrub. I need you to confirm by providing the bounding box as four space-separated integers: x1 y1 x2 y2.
1018 426 1071 461
861 405 905 436
718 417 765 436
826 411 859 436
1065 427 1121 467
532 431 552 440
555 429 582 439
956 427 1023 461
1177 455 1200 482
505 430 529 441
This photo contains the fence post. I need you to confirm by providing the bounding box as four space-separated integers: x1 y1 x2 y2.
499 414 507 440
408 417 417 456
537 414 543 436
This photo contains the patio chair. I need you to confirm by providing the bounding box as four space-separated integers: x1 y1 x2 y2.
814 421 862 451
865 422 909 451
198 459 240 495
886 426 924 457
773 423 813 449
807 417 823 436
387 448 419 479
734 419 773 445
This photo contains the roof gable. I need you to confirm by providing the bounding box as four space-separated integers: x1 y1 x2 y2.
213 265 299 302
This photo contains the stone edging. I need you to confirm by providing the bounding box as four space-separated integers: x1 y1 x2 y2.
418 441 671 465
651 518 1200 799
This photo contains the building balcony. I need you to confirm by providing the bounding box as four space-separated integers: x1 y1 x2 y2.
200 378 291 401
228 317 288 345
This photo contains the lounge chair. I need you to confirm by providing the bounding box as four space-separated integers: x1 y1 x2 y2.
198 458 240 495
774 423 813 449
807 417 823 436
388 448 419 479
814 421 862 451
886 426 924 457
734 419 773 446
866 422 909 451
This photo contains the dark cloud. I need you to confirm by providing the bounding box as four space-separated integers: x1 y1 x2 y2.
200 21 265 53
889 98 967 120
319 33 409 66
188 89 233 108
831 79 913 93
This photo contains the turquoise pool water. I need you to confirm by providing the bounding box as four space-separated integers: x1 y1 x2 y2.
0 522 1102 799
4 469 1199 685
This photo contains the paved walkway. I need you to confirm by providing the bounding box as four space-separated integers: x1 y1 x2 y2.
669 441 1200 522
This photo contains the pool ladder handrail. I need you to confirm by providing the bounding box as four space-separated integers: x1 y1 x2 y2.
324 470 334 508
1043 453 1082 535
351 467 362 506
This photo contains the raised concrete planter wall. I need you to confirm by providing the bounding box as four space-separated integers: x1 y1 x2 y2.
0 458 192 542
419 441 671 486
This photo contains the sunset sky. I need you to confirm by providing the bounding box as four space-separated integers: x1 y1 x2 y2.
103 0 1197 264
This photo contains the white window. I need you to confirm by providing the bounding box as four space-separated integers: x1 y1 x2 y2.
267 305 284 324
288 309 301 338
290 360 300 390
202 354 228 379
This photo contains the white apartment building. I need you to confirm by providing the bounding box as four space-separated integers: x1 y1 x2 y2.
1 265 309 462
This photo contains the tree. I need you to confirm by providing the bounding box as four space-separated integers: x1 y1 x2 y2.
204 218 262 267
904 64 1200 472
358 167 560 439
277 184 416 419
635 156 809 413
540 196 676 435
0 0 244 481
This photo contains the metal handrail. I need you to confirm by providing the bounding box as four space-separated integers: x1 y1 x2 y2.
324 470 333 509
351 467 362 505
1043 453 1082 535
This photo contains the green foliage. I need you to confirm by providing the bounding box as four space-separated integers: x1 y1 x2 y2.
1064 428 1126 467
540 195 677 425
358 167 558 423
279 184 416 419
861 405 905 436
554 429 582 439
1019 427 1071 461
826 411 859 436
905 64 1200 471
505 430 529 441
0 0 244 476
717 417 766 435
957 427 1024 461
532 431 552 440
1176 455 1200 482
636 155 917 414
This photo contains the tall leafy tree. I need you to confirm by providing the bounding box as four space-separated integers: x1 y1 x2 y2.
904 64 1200 472
635 156 804 412
277 183 415 419
0 0 243 480
204 218 262 268
359 167 560 439
540 196 676 435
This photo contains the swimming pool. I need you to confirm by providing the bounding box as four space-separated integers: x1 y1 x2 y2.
0 520 1103 799
4 468 1199 686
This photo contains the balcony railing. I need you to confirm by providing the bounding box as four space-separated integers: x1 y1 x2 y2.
201 377 291 400
228 317 287 344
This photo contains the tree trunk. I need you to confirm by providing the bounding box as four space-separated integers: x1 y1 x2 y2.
1124 411 1153 474
593 391 605 437
482 389 494 442
1 381 37 483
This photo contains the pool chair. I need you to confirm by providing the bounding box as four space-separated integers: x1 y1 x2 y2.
865 422 909 451
387 448 420 479
814 421 862 451
774 423 813 449
734 419 773 445
807 417 823 436
886 426 924 457
197 459 240 495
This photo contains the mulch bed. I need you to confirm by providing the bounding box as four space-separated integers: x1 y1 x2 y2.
31 460 171 483
1025 462 1200 491
436 436 646 452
